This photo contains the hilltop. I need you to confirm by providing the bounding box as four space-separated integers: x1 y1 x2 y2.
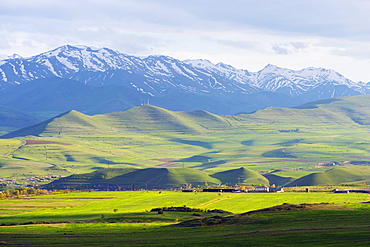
286 166 370 186
1 105 234 138
3 94 370 139
1 110 105 138
211 167 269 185
44 167 221 190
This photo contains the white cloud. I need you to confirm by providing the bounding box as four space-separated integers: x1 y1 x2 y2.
0 0 370 81
271 42 309 55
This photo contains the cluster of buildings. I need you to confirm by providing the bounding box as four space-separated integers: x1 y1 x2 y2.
334 188 370 193
0 175 62 189
183 186 284 193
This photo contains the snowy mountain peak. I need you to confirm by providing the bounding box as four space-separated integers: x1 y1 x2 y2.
0 53 23 61
264 63 279 69
184 59 215 69
216 62 236 70
259 64 286 73
9 54 23 59
0 44 369 100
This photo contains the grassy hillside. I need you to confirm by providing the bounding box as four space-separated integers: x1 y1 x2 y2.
262 174 296 187
45 167 221 190
299 95 370 125
211 167 269 185
287 166 370 186
177 110 232 129
2 95 370 186
95 105 202 134
96 105 235 134
1 110 105 138
4 95 370 138
44 165 370 189
2 105 235 138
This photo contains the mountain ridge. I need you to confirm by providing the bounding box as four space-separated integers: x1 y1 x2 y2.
0 45 369 117
1 45 366 92
3 94 370 139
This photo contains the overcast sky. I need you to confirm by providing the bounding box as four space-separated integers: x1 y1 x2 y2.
1 0 370 81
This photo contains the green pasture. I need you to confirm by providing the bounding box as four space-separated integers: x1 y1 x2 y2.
3 125 370 180
0 191 369 225
2 209 370 247
1 191 370 246
2 97 370 186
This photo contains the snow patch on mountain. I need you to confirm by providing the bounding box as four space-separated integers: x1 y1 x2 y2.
0 45 369 99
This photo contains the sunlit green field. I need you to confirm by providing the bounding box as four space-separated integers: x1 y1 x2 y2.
1 191 370 246
2 123 370 182
1 191 369 224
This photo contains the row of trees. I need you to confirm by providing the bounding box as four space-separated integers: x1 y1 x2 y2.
0 187 53 199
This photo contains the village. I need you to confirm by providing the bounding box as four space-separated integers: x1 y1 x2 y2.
0 175 63 190
183 185 284 193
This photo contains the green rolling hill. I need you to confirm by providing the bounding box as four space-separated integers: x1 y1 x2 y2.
95 105 204 134
262 174 296 187
236 97 363 127
2 105 235 138
211 167 269 185
286 166 370 186
2 95 370 187
3 95 370 138
44 167 221 190
1 110 105 138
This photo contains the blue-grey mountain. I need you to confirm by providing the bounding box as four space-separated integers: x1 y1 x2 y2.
0 45 368 118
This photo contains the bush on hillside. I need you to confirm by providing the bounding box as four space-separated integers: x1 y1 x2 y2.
150 206 232 214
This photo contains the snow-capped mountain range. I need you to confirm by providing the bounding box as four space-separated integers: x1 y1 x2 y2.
0 45 368 116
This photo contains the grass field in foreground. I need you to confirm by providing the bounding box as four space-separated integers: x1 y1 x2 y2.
0 191 369 225
1 202 370 246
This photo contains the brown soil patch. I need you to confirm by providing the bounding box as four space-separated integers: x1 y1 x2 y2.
24 140 71 146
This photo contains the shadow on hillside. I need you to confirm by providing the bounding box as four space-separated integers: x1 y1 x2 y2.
294 98 341 109
274 139 303 146
170 138 213 149
192 160 227 170
262 149 297 158
91 157 137 165
177 155 211 163
263 174 295 187
241 140 254 146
